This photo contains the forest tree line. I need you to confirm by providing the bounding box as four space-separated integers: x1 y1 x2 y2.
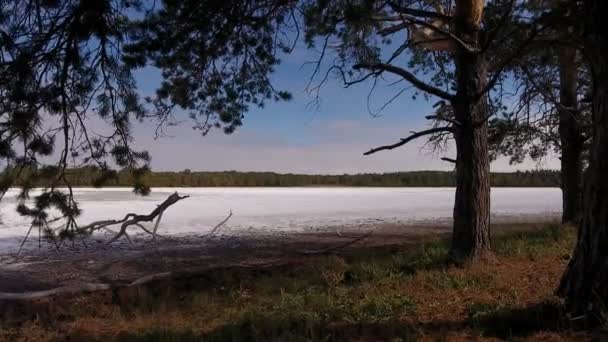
9 168 561 188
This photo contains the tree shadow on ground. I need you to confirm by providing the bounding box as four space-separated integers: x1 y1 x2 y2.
471 301 603 340
77 320 433 342
70 302 603 342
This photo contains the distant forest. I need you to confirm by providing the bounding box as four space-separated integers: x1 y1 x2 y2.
17 168 561 188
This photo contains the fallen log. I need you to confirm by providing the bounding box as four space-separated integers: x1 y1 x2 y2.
0 260 287 301
0 283 112 300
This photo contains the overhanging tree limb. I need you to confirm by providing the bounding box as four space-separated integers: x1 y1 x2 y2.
520 64 575 115
481 23 550 98
353 63 455 100
481 0 516 53
388 2 452 21
426 114 461 127
363 127 453 155
377 16 477 54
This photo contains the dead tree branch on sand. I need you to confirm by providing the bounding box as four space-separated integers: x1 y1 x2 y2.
78 192 234 244
79 192 190 244
201 210 233 238
16 192 234 255
299 229 375 255
0 260 288 301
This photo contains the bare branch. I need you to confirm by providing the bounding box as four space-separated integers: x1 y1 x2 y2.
388 2 452 21
363 127 453 155
520 65 575 115
21 193 236 252
105 192 190 244
299 230 374 255
481 0 516 53
482 23 550 98
151 208 164 241
378 16 477 54
134 223 170 240
425 114 461 127
353 63 455 100
202 210 233 238
16 224 35 257
0 260 289 300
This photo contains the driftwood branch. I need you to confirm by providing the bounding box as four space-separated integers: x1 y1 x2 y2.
336 230 363 238
78 192 189 233
202 210 233 238
0 283 112 300
363 127 453 155
299 230 375 255
0 260 288 301
151 208 165 241
15 191 234 257
133 223 170 240
98 192 189 244
80 192 233 244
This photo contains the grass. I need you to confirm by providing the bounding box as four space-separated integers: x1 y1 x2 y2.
0 223 599 341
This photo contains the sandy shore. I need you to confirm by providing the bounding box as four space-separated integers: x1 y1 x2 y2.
0 214 560 293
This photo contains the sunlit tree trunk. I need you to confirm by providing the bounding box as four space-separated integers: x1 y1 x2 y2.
449 0 492 261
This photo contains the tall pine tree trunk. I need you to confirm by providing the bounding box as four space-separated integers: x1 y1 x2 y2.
449 0 492 261
558 0 608 320
558 47 583 224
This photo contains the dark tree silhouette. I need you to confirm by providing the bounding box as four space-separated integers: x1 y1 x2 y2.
0 0 295 244
558 0 608 323
0 0 150 241
123 0 296 136
489 0 590 224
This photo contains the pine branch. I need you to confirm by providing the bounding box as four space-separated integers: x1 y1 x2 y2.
353 63 455 100
482 22 550 98
378 17 478 54
388 2 452 21
363 127 453 155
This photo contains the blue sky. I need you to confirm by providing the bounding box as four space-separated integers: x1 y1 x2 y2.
129 43 559 174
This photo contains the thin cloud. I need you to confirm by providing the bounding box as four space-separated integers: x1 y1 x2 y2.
132 118 559 174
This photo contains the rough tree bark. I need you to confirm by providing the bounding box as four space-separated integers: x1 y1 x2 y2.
449 0 492 261
558 47 583 224
558 0 608 321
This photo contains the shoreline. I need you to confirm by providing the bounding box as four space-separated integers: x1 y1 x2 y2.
0 218 559 293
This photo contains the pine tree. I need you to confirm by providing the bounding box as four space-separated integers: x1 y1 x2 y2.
558 0 608 323
0 0 150 240
489 0 589 224
299 0 547 261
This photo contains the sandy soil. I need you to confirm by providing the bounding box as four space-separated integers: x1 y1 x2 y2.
0 216 558 293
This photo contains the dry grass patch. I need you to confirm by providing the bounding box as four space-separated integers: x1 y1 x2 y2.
1 223 599 341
